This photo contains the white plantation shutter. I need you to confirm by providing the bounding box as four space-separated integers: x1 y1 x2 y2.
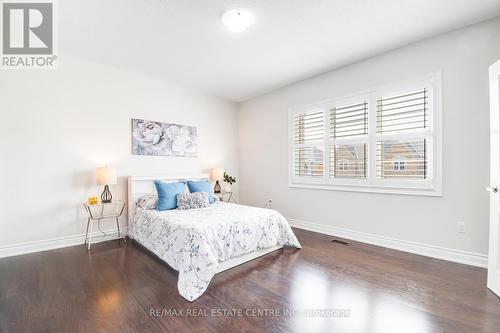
294 146 324 177
329 100 368 179
376 88 430 180
293 110 325 177
293 110 324 144
330 144 367 178
376 89 428 134
289 73 440 194
376 138 427 179
331 101 368 139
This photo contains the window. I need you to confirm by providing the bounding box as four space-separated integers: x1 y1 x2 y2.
376 88 428 180
329 100 368 179
293 110 324 178
289 72 442 196
338 160 348 171
393 160 406 172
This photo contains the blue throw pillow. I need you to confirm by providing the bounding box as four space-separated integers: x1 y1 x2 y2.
154 181 186 211
186 180 215 204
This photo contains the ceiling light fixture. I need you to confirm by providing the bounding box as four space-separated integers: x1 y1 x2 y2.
221 9 254 33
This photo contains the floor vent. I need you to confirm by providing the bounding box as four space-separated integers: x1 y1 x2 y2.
330 239 349 246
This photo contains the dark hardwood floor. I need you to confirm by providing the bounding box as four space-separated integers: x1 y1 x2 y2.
1 228 499 333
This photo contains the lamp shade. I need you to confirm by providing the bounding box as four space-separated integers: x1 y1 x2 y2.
96 167 117 185
211 167 224 181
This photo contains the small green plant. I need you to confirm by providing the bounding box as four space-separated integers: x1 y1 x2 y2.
223 172 236 185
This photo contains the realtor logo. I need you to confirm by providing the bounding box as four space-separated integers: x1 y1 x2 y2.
1 0 57 68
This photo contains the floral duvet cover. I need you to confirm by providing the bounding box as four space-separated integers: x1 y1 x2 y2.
129 202 301 301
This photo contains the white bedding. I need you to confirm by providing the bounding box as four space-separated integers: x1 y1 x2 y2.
129 201 301 301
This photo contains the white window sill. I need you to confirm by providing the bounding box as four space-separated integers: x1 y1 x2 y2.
288 182 443 197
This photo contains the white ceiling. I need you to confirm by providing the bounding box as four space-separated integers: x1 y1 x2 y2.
61 0 500 102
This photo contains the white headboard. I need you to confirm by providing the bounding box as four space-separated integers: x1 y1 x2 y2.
127 174 210 222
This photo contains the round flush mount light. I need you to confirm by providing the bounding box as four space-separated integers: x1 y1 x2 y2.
221 9 254 33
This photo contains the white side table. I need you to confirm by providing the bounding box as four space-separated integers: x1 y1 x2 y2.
83 201 126 250
214 191 233 203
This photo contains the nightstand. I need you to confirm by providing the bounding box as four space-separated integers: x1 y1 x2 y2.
83 201 126 250
214 191 233 203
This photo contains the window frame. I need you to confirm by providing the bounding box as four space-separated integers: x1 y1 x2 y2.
288 71 442 196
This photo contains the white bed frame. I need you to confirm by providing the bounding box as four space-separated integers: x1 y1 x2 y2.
127 174 283 275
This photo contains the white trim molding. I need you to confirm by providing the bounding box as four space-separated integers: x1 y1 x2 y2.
288 218 487 268
0 227 128 259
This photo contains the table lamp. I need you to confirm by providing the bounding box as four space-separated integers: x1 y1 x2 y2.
211 167 224 193
96 166 117 203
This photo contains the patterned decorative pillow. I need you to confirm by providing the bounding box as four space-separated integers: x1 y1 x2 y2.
136 194 158 210
176 192 210 210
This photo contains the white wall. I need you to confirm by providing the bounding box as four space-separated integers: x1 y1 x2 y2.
0 56 238 251
237 18 500 256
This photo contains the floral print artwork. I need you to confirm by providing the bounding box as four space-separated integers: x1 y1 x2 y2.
132 118 197 157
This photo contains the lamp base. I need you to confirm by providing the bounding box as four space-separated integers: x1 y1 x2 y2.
101 185 113 203
214 180 221 194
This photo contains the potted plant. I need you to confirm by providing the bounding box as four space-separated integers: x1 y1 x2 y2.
223 172 236 192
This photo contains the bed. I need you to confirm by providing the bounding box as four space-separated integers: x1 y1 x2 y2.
127 175 301 301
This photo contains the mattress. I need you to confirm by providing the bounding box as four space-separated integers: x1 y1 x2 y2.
129 201 301 301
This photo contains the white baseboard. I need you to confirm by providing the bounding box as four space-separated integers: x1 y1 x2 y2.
287 218 488 268
1 219 488 268
0 227 128 259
